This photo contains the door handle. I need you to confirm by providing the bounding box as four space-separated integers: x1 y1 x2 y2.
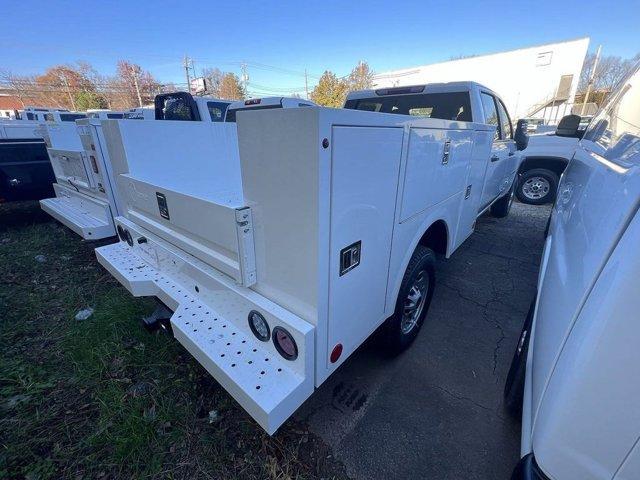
491 155 500 162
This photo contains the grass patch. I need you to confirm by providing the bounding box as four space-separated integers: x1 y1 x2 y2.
0 202 347 479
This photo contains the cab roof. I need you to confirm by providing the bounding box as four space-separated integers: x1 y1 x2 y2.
346 81 496 101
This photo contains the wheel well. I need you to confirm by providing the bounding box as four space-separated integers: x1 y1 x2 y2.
418 220 448 255
519 157 567 177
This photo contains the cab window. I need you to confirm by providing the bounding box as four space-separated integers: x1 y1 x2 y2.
207 102 228 122
480 93 500 141
496 99 513 139
345 92 472 122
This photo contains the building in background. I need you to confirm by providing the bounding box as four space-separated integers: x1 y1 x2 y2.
0 94 23 119
373 37 590 124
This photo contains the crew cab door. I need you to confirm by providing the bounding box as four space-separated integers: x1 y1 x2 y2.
495 97 518 187
478 92 510 209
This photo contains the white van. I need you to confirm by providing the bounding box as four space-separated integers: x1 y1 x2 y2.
506 61 640 479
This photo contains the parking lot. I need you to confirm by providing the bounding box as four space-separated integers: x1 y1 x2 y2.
1 200 550 479
299 201 551 479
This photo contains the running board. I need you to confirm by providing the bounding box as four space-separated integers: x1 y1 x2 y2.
95 240 314 434
40 185 115 240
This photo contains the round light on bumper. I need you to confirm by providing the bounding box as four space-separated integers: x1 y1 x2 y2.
272 327 298 361
248 310 270 342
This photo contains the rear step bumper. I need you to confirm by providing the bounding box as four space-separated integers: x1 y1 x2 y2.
95 217 314 434
40 183 115 239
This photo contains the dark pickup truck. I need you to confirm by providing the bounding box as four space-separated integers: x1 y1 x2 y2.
0 123 55 202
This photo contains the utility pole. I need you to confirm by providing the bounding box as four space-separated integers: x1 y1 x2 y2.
581 45 601 116
241 63 249 96
62 74 76 111
184 55 192 93
304 69 309 99
131 66 143 107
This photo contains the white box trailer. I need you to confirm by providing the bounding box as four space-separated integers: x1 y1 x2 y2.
95 106 520 434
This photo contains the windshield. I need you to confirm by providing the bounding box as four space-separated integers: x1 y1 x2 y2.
582 63 640 165
344 92 472 122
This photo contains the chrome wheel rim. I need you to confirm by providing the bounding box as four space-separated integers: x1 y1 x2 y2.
401 270 429 334
522 176 550 200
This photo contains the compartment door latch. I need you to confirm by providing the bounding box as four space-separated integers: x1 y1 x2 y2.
339 241 361 276
442 139 452 165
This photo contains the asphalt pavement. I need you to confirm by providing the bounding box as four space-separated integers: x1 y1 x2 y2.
297 202 551 480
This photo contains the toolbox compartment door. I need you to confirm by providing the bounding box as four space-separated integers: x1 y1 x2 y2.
327 126 403 368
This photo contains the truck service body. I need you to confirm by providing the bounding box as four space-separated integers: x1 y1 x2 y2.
94 85 525 434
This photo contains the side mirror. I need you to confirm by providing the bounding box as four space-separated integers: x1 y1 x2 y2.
556 114 581 138
515 119 529 151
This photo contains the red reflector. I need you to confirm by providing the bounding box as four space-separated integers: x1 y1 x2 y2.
330 344 343 363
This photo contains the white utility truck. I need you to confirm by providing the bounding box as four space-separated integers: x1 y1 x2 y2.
224 96 316 122
94 81 528 434
515 115 588 205
506 63 640 480
39 94 310 239
39 115 129 239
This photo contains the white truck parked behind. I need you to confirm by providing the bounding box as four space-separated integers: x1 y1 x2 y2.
515 115 588 205
94 83 528 434
506 62 640 480
39 93 311 240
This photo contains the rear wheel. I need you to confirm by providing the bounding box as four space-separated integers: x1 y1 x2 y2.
504 298 535 417
516 169 559 205
382 246 436 354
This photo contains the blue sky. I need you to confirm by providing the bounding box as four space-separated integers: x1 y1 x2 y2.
1 0 638 96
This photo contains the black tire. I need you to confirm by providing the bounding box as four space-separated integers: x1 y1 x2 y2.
516 168 559 205
382 245 436 354
504 298 535 417
490 178 516 218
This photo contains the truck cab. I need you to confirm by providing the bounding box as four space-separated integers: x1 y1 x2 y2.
345 82 523 216
224 97 316 122
154 92 232 122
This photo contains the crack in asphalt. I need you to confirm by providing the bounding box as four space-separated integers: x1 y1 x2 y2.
431 384 508 422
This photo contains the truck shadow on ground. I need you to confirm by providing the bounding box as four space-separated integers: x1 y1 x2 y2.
297 201 552 480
